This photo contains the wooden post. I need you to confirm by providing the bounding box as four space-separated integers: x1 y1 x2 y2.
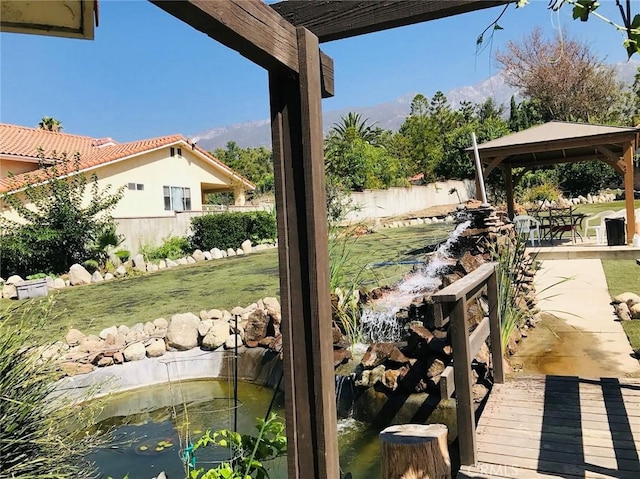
504 165 514 220
268 26 339 479
449 297 476 466
487 268 504 384
380 424 451 479
623 140 636 244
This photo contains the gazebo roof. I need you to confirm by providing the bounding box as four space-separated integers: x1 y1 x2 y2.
469 121 639 169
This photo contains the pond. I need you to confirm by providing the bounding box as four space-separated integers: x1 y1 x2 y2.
87 380 382 478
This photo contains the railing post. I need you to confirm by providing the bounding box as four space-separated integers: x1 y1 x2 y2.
487 266 504 384
449 297 476 466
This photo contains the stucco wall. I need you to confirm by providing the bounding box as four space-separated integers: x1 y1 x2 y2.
344 179 476 222
0 158 40 177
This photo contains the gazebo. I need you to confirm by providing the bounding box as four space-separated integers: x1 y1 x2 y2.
470 121 639 243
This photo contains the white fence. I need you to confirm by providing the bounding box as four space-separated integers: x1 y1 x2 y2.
344 179 476 222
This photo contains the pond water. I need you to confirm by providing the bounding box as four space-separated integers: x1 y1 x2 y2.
87 380 382 478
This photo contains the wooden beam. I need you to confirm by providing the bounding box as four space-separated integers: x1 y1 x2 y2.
269 26 339 479
431 263 495 303
271 0 510 43
623 141 636 244
504 153 611 169
595 145 621 161
602 158 626 176
150 0 334 97
482 156 506 177
504 166 514 220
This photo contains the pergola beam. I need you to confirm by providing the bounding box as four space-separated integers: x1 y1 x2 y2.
150 0 334 97
271 0 510 43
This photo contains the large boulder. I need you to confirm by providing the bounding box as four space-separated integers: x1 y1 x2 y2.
65 328 86 346
166 313 200 350
244 309 270 342
53 277 66 289
99 326 118 340
114 265 127 277
69 264 92 285
192 249 206 262
2 283 17 299
91 271 104 283
6 275 24 284
202 320 231 350
241 240 252 254
123 342 146 361
211 248 223 259
133 254 146 272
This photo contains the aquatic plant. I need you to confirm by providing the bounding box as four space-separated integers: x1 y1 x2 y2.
187 413 286 479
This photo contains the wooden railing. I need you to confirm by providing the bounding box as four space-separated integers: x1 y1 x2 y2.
431 262 504 466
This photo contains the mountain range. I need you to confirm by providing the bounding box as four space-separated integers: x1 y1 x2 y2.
193 60 639 151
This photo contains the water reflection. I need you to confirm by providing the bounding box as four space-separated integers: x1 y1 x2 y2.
87 380 381 478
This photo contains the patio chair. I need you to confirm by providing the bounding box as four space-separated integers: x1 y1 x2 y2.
513 215 541 246
584 210 615 244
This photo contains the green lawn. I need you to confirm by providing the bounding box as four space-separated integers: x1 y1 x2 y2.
573 199 639 217
601 259 640 352
4 223 451 342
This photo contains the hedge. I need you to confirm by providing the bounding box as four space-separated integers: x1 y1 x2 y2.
190 211 277 251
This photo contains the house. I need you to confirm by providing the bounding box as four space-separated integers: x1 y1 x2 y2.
0 123 255 251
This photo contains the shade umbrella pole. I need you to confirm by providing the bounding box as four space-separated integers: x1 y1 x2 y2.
471 132 489 206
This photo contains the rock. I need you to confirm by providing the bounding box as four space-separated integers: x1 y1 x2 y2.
398 360 431 394
255 244 269 251
426 358 445 378
361 343 409 369
615 302 632 321
355 365 386 388
166 313 200 350
457 251 485 275
612 292 640 306
123 342 146 361
236 248 244 255
114 265 127 277
211 248 223 259
156 472 167 479
224 334 242 349
53 277 66 289
90 271 104 283
153 317 168 329
198 319 213 336
133 254 146 272
192 249 206 262
6 275 23 285
69 264 92 285
186 256 196 264
244 309 270 342
203 251 212 260
381 367 406 391
241 240 252 254
333 348 352 367
2 283 16 299
117 325 130 336
78 339 104 354
113 351 125 364
473 384 489 403
221 250 228 257
97 357 114 367
231 306 245 316
99 326 118 340
59 362 94 376
226 248 236 257
202 320 231 350
166 259 178 268
144 322 156 334
630 303 640 319
45 276 55 289
263 297 281 321
208 309 223 320
199 310 210 320
104 272 114 281
146 338 167 357
147 264 159 273
65 328 86 346
177 257 188 265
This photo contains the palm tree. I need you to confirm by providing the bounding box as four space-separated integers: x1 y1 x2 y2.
38 117 63 132
329 112 379 144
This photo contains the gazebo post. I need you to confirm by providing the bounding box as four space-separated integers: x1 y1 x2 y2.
624 140 636 244
503 165 515 219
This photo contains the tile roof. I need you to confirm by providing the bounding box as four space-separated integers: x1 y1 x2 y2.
0 123 254 192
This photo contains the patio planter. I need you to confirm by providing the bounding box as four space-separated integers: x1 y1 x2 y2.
15 278 48 300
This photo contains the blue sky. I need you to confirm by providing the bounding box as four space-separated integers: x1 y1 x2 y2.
0 0 635 142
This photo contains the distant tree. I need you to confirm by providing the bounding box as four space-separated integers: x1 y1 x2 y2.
496 28 624 123
212 141 274 194
0 152 124 276
38 117 63 132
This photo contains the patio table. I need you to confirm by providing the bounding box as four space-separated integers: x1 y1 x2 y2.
529 207 586 244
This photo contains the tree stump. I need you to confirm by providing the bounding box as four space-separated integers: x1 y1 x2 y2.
380 424 451 479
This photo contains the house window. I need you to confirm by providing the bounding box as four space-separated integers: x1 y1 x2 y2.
170 147 182 157
128 183 144 191
177 147 182 157
163 186 191 211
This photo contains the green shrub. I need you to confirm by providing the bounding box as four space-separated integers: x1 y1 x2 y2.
26 272 48 280
140 236 191 261
190 211 277 251
114 249 130 262
520 183 562 203
82 259 99 273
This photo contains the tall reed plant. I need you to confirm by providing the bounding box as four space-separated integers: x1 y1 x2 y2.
490 235 529 352
0 300 103 478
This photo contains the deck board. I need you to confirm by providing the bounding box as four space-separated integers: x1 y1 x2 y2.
457 376 640 479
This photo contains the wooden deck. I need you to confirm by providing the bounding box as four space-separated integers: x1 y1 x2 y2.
457 375 640 479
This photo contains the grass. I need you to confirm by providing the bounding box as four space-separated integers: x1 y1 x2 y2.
573 199 639 217
4 223 451 342
601 258 640 352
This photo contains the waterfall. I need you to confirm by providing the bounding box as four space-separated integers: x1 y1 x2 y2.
359 220 470 343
